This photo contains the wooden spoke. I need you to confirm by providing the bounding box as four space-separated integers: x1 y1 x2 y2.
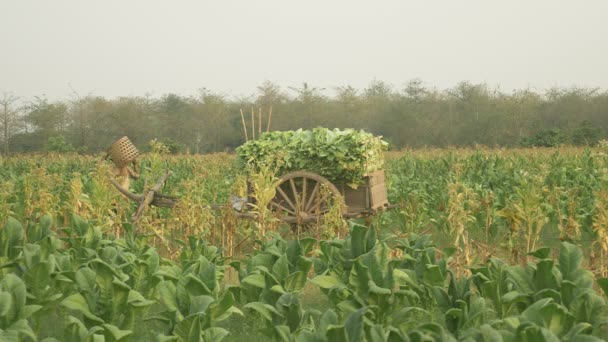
305 182 320 213
268 171 345 229
271 201 295 215
276 185 296 212
301 177 307 211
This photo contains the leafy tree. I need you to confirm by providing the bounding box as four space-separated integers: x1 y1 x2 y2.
520 128 567 147
26 97 68 142
46 135 74 152
0 92 21 155
571 120 604 146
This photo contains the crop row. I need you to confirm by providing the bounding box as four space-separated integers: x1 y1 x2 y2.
1 147 608 273
1 215 608 341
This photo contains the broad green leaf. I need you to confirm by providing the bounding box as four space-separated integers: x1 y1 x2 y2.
272 255 290 282
1 274 27 320
1 318 37 341
368 280 391 295
103 323 133 341
127 290 155 307
0 292 12 317
597 278 608 298
528 247 551 260
210 292 235 320
284 271 307 292
189 295 215 316
174 315 203 342
559 242 582 282
201 327 229 342
274 325 292 342
344 308 366 342
310 275 342 289
157 281 178 312
18 305 43 320
61 293 104 324
534 259 558 291
244 302 282 322
505 266 535 294
242 273 265 288
185 273 212 296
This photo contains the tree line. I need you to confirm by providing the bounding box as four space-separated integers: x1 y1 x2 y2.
1 80 607 155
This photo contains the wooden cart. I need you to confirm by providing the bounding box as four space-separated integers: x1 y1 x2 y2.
263 169 391 225
110 168 394 228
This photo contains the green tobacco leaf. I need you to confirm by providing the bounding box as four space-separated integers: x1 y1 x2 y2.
505 266 535 294
174 315 203 342
210 292 235 320
350 223 368 258
127 290 155 307
1 318 37 341
597 278 608 298
0 291 12 317
274 325 292 342
344 308 366 342
325 325 347 342
1 274 27 320
367 242 389 287
559 242 582 282
534 259 558 291
185 273 212 296
286 240 302 269
201 327 229 342
319 309 339 332
528 247 551 260
189 295 215 316
284 271 307 292
521 298 572 336
244 302 282 322
272 255 290 282
423 264 445 286
242 273 265 288
3 218 24 259
61 293 104 323
103 323 133 341
310 275 342 289
18 305 43 320
157 280 178 312
349 259 370 295
75 267 97 293
368 280 391 295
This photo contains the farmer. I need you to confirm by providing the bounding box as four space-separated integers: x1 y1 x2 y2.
105 136 140 190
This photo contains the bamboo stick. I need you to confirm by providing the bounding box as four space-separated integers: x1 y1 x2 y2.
258 107 262 136
266 105 273 132
251 106 255 139
239 109 248 142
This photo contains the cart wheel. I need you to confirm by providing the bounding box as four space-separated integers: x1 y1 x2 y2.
270 171 345 229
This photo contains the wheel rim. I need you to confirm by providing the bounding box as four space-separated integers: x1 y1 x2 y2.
270 171 344 226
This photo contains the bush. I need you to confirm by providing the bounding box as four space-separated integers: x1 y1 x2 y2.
46 136 74 152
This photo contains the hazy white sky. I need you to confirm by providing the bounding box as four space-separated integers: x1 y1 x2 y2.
1 0 607 101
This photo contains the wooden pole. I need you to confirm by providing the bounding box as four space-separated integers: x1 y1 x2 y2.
239 109 248 142
250 106 255 139
258 107 262 136
266 105 273 132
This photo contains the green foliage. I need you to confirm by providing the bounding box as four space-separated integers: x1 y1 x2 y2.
158 137 187 154
571 120 605 146
1 215 608 340
46 135 75 152
236 128 388 186
520 128 567 147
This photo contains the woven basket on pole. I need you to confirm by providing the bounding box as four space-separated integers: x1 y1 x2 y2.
108 136 139 167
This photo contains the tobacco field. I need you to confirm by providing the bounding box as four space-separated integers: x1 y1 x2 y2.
2 145 608 341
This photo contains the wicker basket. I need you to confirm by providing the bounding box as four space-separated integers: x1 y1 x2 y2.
108 136 139 167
